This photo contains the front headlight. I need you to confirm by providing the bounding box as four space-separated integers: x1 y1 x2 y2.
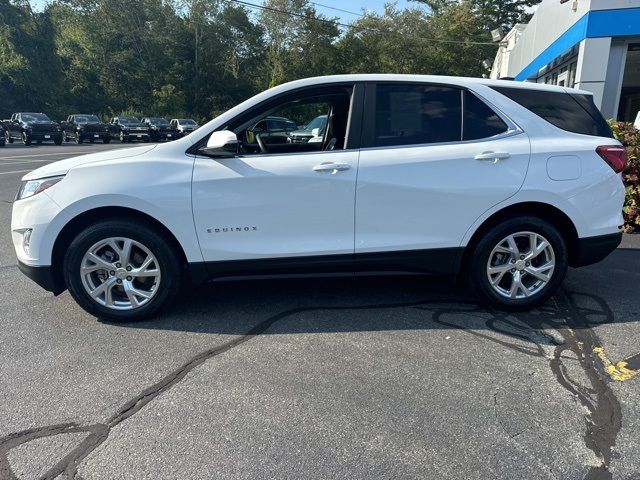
16 175 64 201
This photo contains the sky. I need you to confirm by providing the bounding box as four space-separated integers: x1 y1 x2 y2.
29 0 427 23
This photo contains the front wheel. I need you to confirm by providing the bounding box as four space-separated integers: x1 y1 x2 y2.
75 132 82 144
469 217 567 311
63 220 182 321
22 132 31 146
103 136 111 144
5 131 12 144
119 131 126 143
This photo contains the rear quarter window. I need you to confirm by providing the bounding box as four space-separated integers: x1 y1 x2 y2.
490 87 612 138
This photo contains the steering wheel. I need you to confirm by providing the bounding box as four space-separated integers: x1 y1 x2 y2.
255 133 267 154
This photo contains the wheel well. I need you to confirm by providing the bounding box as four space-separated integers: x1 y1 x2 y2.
50 207 188 294
461 202 580 271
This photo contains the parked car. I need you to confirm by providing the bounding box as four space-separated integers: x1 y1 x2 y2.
0 124 5 147
170 118 199 137
141 117 177 142
243 115 297 152
288 114 327 144
12 74 626 322
3 112 63 146
108 116 150 143
61 114 110 144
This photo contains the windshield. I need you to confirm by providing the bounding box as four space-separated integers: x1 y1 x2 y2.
304 115 327 131
119 117 139 125
179 119 197 125
149 118 169 125
75 115 100 123
22 113 51 122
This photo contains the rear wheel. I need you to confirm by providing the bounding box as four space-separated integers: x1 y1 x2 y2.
469 217 567 311
63 220 182 321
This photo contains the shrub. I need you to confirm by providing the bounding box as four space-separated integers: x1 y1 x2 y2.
609 120 640 233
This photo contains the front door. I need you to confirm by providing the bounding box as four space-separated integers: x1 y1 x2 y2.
192 84 361 273
355 83 531 272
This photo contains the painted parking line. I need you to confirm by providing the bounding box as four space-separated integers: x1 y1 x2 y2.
0 169 32 176
0 150 93 160
594 347 640 382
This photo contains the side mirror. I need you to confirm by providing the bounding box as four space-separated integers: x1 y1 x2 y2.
201 130 239 158
311 128 320 137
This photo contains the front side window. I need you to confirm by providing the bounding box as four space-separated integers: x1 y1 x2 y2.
373 84 462 147
227 86 353 155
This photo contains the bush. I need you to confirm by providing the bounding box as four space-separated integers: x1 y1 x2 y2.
609 120 640 233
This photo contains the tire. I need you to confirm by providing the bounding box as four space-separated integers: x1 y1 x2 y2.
63 219 182 322
103 137 111 144
75 132 82 144
63 131 68 142
469 217 567 311
54 136 62 145
22 132 31 146
89 139 95 143
5 131 12 144
119 131 126 143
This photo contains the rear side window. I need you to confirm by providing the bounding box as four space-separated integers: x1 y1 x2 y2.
374 84 462 147
463 91 509 140
491 86 612 138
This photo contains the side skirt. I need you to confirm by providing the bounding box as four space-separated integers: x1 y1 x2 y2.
187 248 465 285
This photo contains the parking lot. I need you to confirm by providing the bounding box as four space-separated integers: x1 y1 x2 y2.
0 143 639 479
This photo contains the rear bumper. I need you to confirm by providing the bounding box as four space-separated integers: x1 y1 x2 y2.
17 260 63 294
571 232 622 267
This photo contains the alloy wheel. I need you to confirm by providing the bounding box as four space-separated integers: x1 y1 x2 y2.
80 237 161 310
486 231 555 300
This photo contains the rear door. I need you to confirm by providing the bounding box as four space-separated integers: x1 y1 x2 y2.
354 83 531 272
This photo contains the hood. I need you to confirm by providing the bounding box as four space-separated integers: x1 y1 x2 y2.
22 145 157 180
27 121 59 127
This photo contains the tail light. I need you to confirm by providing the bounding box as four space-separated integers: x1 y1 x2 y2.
596 145 627 173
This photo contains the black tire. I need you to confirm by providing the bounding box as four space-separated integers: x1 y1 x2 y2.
75 132 82 144
469 217 568 311
5 131 12 144
103 137 111 144
22 132 31 146
63 219 182 322
119 131 126 143
54 136 62 145
63 131 68 142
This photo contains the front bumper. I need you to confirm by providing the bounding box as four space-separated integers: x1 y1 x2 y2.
571 232 622 267
17 260 63 294
28 132 62 141
122 131 150 140
79 131 109 140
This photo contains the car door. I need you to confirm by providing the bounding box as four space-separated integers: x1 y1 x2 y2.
191 83 363 273
354 83 530 273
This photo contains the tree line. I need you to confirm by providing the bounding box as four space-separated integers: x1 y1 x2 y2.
0 0 540 122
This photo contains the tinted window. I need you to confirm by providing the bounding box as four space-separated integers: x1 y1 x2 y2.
374 84 462 147
463 91 509 140
491 86 613 138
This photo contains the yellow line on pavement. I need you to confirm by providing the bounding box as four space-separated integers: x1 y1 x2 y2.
594 347 640 382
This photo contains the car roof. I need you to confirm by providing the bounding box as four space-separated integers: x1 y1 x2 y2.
269 74 592 96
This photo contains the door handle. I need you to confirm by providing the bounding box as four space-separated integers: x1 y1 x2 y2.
474 151 511 163
313 162 351 173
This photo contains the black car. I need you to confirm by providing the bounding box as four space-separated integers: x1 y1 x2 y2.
141 117 177 142
0 124 5 147
108 116 150 143
3 112 63 146
61 114 110 144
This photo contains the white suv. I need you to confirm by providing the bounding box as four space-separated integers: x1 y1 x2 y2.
11 75 626 321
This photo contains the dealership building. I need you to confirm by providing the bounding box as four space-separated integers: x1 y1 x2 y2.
491 0 640 122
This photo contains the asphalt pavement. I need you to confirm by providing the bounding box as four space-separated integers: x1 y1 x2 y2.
0 143 639 479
